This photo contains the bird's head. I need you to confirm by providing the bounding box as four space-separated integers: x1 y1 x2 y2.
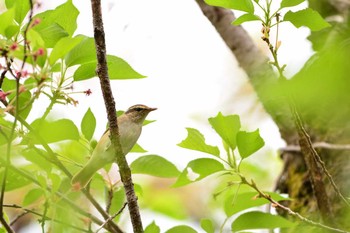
125 104 157 123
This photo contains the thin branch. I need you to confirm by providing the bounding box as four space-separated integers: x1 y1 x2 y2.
240 175 350 233
96 202 128 233
281 142 350 152
90 0 143 232
4 204 90 232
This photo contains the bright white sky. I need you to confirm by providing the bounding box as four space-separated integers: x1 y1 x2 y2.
23 0 313 231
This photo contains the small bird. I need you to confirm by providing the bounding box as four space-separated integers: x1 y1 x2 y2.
71 104 157 189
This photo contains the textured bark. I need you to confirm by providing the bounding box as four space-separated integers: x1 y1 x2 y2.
195 0 350 230
90 0 143 232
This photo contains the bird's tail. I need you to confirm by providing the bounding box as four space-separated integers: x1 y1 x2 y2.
71 163 98 190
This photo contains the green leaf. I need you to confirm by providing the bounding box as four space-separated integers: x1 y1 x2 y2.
205 0 254 13
22 148 52 173
236 129 264 159
28 119 80 144
177 128 220 156
0 168 31 191
225 191 290 217
201 218 215 233
5 0 30 23
165 225 197 233
0 8 16 38
81 108 96 141
130 143 148 153
208 113 241 150
23 188 44 206
109 188 125 222
49 36 84 65
232 13 260 25
145 221 161 233
65 36 96 66
131 155 180 178
33 23 69 48
280 0 305 8
283 8 331 31
173 158 224 187
0 118 13 145
32 0 78 37
231 211 295 231
74 55 146 81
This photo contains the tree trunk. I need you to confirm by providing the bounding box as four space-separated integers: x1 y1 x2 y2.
195 0 350 231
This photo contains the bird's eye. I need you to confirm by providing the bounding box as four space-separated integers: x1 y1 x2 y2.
135 107 143 111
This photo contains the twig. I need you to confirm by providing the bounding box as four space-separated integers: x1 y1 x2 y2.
291 105 350 209
90 0 143 232
240 175 350 233
281 142 350 152
96 202 128 233
4 204 90 232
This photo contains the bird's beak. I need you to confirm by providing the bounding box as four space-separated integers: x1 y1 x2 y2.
149 107 157 112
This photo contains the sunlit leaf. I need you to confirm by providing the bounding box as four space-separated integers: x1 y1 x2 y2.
0 8 16 38
28 119 80 144
201 218 215 233
65 36 96 66
23 188 44 206
231 211 295 231
236 129 264 158
130 143 147 153
5 0 30 23
280 0 305 8
177 128 220 156
165 225 197 233
33 23 69 48
131 155 180 178
173 158 224 187
232 13 261 25
225 191 291 217
145 221 160 233
32 0 78 37
74 55 146 81
22 148 52 173
49 36 84 65
284 8 330 31
209 113 241 150
205 0 254 13
81 108 96 141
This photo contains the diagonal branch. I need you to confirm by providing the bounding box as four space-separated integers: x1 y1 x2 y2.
90 0 143 232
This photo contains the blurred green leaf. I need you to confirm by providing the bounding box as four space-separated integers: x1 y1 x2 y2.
201 218 215 233
27 29 45 49
23 188 44 206
0 117 13 145
81 108 96 141
177 128 220 156
237 129 264 159
205 0 254 13
209 113 241 150
49 173 61 193
22 148 52 173
145 221 160 233
280 0 305 8
74 55 146 81
0 168 31 191
284 8 330 31
173 158 224 187
28 119 79 144
49 36 84 65
0 8 16 38
232 13 260 25
231 211 295 231
165 225 197 233
5 0 30 24
225 191 290 217
109 188 125 222
131 155 180 178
